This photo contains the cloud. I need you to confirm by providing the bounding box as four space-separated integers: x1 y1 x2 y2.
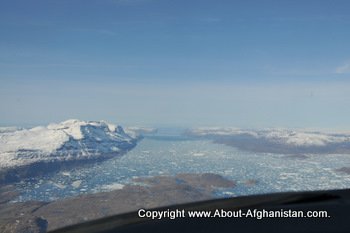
336 61 350 74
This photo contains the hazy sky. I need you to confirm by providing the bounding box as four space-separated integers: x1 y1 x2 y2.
1 0 350 128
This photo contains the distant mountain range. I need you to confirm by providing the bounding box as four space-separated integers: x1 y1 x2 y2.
2 122 350 183
186 128 350 154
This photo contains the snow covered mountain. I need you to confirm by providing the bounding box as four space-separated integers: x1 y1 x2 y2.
186 128 350 154
0 119 139 169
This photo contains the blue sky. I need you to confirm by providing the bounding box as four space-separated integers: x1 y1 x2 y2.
1 0 350 128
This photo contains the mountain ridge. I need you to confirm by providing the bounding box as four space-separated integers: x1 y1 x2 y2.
0 119 142 169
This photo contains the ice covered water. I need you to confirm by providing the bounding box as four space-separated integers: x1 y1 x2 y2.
14 133 350 202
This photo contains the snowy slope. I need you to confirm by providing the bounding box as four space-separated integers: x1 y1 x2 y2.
0 120 139 168
187 128 350 154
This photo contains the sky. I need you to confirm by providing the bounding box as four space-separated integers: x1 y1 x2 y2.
0 0 350 129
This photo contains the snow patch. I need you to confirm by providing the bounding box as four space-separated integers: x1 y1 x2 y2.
71 180 82 188
100 183 125 191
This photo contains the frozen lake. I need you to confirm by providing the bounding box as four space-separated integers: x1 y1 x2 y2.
14 133 350 202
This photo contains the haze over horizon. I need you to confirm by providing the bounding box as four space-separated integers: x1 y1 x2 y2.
1 0 350 129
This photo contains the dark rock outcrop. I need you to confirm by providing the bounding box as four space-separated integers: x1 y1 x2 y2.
0 173 235 232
